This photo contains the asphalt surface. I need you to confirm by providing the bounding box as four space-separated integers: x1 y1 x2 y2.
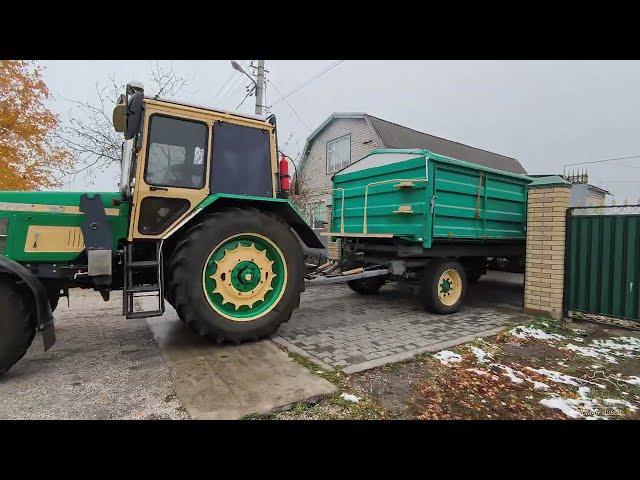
0 290 187 420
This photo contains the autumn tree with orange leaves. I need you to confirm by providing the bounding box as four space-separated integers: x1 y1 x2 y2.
0 60 72 190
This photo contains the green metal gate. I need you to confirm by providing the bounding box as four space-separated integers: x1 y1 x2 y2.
565 205 640 322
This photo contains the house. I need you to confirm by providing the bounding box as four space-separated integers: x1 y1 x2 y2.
297 113 528 227
530 172 610 207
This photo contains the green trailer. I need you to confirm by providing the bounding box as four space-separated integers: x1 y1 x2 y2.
324 148 534 313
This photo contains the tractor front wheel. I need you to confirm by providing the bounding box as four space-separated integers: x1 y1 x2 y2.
167 208 304 343
0 278 36 376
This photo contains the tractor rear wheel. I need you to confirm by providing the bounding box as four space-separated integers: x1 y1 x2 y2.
0 278 36 376
167 208 304 343
420 259 467 314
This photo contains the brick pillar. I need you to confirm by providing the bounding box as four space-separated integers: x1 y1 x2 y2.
523 176 572 320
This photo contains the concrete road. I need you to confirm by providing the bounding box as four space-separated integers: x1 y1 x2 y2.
147 313 335 419
0 290 186 420
0 289 334 420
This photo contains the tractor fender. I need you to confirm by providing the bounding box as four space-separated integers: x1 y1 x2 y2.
0 256 56 351
166 194 325 250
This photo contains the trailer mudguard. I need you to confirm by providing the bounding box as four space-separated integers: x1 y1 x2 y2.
0 256 55 351
179 194 325 250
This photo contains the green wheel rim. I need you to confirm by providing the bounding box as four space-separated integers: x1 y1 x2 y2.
202 233 287 321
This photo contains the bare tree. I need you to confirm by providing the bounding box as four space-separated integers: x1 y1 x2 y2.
58 62 195 185
290 166 312 214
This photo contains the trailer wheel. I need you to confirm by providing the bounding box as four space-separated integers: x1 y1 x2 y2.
168 208 304 343
0 278 36 376
420 260 467 314
347 276 387 295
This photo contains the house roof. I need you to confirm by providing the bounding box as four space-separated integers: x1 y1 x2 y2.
298 112 528 174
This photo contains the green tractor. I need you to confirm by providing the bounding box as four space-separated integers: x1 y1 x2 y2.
0 82 323 375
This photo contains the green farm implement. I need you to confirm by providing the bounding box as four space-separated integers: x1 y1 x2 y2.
0 83 323 375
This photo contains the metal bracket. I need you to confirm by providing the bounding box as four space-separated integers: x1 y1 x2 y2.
306 268 390 286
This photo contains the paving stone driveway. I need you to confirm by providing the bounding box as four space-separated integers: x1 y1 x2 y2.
273 271 533 373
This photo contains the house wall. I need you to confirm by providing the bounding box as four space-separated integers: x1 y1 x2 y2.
587 188 606 206
569 183 606 207
300 117 382 210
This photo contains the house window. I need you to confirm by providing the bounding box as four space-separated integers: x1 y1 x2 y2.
326 134 351 174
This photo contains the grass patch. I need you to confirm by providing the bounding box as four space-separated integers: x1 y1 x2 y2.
286 351 344 385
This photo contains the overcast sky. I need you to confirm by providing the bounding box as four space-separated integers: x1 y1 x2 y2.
40 60 640 202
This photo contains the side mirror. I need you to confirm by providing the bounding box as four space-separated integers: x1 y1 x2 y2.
125 91 144 140
112 94 127 132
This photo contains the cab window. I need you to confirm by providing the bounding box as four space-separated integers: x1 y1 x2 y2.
144 115 208 189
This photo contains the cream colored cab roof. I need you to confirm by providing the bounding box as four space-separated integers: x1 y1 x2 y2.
146 96 268 123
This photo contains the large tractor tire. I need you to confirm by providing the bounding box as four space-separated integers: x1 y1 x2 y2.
420 259 467 314
167 208 304 343
347 276 387 295
0 278 36 376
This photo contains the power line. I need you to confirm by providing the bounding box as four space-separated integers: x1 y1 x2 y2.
574 161 640 170
269 60 344 107
598 180 640 184
236 88 254 110
267 79 311 131
213 67 238 103
564 154 640 168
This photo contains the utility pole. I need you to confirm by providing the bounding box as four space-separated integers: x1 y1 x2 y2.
254 60 265 115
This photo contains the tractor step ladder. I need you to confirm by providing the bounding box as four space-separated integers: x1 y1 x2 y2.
123 241 165 319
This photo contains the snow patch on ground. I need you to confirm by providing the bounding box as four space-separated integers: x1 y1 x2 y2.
468 346 490 363
591 337 640 358
563 343 617 363
340 393 360 403
532 381 550 391
603 398 637 411
621 376 640 386
489 363 549 390
526 367 605 389
562 335 640 363
540 397 603 419
433 350 462 365
578 386 591 400
466 368 489 376
509 326 565 341
491 364 525 384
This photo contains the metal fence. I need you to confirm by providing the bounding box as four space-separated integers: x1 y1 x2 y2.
564 204 640 322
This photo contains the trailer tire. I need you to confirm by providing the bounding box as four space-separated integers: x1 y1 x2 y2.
168 208 304 344
347 276 387 295
0 278 36 376
420 260 467 314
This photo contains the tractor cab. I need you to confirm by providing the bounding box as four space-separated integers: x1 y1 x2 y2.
112 82 283 241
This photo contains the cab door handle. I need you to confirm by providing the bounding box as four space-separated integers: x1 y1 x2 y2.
150 186 168 192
